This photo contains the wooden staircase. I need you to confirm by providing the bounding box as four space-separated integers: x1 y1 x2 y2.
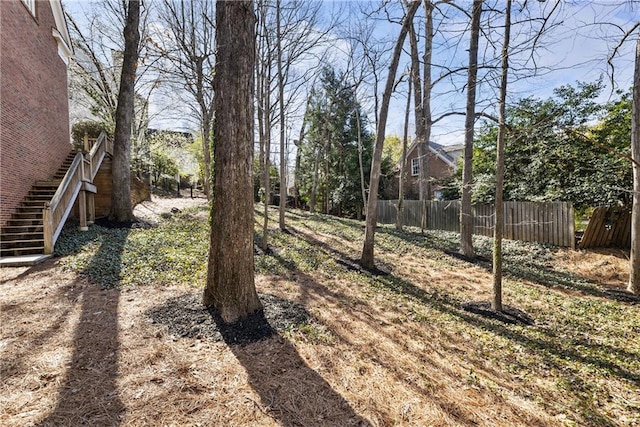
0 152 76 257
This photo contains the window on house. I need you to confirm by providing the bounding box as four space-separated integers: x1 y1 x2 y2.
411 157 420 176
22 0 36 17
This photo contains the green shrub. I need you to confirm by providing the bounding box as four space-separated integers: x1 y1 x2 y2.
71 120 109 151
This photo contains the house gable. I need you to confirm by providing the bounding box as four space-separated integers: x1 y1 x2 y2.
387 141 461 200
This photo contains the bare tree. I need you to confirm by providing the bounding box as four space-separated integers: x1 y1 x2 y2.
203 0 262 322
630 29 640 295
407 1 434 231
361 1 421 270
492 0 512 312
397 70 412 231
109 0 140 222
257 0 334 240
153 0 215 198
459 0 482 258
277 0 287 230
66 1 152 135
341 16 388 219
256 0 275 252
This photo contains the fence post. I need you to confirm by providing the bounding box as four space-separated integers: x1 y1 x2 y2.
569 203 576 250
43 204 53 254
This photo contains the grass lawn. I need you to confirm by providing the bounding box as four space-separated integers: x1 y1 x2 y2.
1 200 638 426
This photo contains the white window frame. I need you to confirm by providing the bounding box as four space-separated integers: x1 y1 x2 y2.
411 157 420 176
22 0 36 17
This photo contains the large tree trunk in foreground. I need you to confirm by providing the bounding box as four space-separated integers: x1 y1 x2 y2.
203 0 262 323
629 30 640 295
361 1 420 270
460 0 482 258
493 0 512 312
109 0 140 223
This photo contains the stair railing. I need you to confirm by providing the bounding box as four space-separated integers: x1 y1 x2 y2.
88 132 112 180
43 132 112 254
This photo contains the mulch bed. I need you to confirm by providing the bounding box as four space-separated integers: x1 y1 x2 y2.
147 292 310 345
461 301 535 325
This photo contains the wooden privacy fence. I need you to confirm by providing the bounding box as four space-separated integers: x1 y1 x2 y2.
377 200 575 248
579 206 631 249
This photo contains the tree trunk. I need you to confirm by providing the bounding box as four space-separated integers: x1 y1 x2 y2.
310 146 320 213
293 100 309 210
277 0 287 230
408 23 425 202
203 0 262 323
261 18 273 253
262 114 271 252
202 116 212 199
109 0 140 223
460 0 482 258
421 1 434 231
397 73 412 231
629 30 640 295
361 1 420 270
356 107 367 218
323 126 331 214
493 0 511 312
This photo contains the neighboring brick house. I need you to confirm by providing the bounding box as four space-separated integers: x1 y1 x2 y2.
384 141 463 200
0 0 73 227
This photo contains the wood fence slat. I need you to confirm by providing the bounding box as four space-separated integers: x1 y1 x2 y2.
559 203 565 246
559 202 564 246
376 200 582 248
542 203 547 244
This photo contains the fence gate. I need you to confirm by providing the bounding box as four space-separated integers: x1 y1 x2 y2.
578 206 631 249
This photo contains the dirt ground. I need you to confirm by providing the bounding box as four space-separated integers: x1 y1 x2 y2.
0 195 633 426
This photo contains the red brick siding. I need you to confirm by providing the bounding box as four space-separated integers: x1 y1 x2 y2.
403 148 454 199
0 0 72 227
383 145 456 200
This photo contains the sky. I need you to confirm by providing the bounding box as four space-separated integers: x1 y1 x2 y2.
62 0 639 151
381 1 639 146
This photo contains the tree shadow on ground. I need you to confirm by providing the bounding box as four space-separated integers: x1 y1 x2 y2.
0 278 79 385
38 228 129 426
379 227 639 305
213 310 371 426
148 291 371 426
262 251 550 426
372 272 638 426
263 225 636 426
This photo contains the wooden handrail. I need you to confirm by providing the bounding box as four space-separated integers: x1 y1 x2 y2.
43 153 84 253
43 131 112 253
88 132 111 180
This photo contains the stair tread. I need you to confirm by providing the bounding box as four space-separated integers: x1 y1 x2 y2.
1 233 44 238
1 239 44 244
1 246 45 251
2 150 94 256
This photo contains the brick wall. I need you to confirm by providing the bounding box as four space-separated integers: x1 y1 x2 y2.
0 0 72 226
383 145 456 200
404 146 454 199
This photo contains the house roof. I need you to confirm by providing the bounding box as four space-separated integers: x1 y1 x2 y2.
400 140 464 168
